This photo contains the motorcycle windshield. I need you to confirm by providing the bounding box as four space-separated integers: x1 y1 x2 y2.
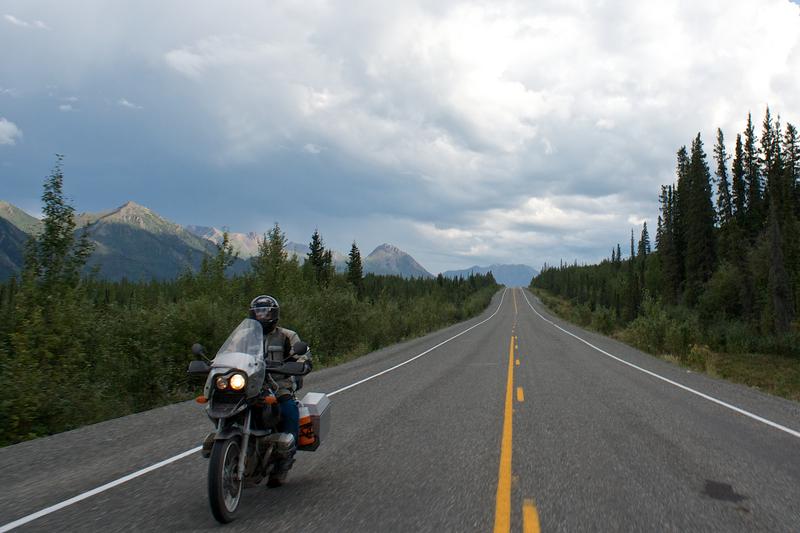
215 318 264 358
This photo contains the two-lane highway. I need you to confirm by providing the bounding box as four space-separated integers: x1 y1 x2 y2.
1 287 798 531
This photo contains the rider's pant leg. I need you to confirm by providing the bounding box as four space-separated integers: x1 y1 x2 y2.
278 397 299 443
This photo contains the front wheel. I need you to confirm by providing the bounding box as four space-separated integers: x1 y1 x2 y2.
208 438 243 523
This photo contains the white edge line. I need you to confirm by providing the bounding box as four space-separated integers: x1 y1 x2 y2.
520 289 800 440
0 446 203 533
0 288 509 532
328 287 508 397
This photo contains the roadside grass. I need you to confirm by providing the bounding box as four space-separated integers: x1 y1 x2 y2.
531 288 800 402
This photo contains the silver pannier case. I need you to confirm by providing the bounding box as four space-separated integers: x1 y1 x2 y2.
298 392 331 451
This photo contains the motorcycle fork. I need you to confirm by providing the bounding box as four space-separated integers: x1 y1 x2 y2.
236 411 252 481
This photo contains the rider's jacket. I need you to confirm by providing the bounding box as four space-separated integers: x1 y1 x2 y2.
264 326 310 398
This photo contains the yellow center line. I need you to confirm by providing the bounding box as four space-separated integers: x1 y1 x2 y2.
513 288 518 314
523 499 541 533
493 335 515 533
516 387 525 402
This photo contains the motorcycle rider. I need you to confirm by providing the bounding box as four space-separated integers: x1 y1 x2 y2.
248 295 312 487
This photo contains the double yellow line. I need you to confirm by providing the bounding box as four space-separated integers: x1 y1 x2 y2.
494 289 540 533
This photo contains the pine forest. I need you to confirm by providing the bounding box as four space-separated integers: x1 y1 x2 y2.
533 108 799 385
0 160 498 445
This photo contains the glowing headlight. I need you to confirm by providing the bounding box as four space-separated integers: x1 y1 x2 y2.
215 376 228 390
229 373 246 391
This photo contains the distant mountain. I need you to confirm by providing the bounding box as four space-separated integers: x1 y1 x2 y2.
186 225 262 258
0 217 28 279
0 200 430 281
364 244 433 278
79 201 224 281
0 200 42 235
187 226 349 271
442 264 538 287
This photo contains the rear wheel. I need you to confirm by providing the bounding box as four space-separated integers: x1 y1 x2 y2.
208 438 243 523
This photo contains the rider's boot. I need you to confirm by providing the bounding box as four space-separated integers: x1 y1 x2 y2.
267 454 295 488
267 432 296 488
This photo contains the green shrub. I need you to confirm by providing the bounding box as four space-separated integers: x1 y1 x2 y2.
590 306 616 334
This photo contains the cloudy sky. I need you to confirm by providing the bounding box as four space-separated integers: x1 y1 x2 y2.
2 0 800 273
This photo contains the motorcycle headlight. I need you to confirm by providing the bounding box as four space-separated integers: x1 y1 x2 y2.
215 376 228 390
229 373 247 391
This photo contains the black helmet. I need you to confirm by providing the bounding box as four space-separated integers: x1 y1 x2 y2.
249 295 279 330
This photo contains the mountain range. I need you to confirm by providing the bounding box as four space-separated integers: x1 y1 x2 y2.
443 264 539 287
0 200 436 280
0 199 535 283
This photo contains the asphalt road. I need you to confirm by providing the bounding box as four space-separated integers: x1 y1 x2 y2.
1 287 798 532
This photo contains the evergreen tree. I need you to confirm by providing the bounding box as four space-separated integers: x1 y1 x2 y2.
683 133 716 306
744 113 763 237
731 133 747 219
253 222 288 291
768 198 795 333
200 231 237 292
637 222 651 258
306 229 329 286
674 146 689 289
783 123 800 218
346 241 363 290
625 229 639 319
657 185 681 302
714 128 733 225
27 155 94 290
321 249 334 286
781 123 800 311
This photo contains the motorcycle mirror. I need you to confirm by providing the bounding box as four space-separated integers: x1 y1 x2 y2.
292 341 309 356
192 343 206 356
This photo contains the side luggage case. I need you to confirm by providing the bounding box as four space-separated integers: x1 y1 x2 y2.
297 392 331 451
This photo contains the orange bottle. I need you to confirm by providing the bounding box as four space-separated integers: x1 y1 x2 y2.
298 405 315 447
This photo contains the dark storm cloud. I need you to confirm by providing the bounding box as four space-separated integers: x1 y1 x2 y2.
2 0 800 273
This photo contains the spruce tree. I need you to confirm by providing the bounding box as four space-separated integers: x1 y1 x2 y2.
306 229 329 286
346 241 363 290
783 123 800 218
637 222 651 258
657 185 681 302
625 229 639 319
674 147 689 288
744 113 763 237
253 222 288 291
731 134 747 220
307 229 325 271
683 133 716 306
714 128 733 225
781 123 800 310
768 197 795 333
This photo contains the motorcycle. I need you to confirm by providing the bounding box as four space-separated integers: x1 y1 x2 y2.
187 318 331 523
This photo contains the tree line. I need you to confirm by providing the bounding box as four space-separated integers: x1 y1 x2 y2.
0 160 498 446
533 107 799 358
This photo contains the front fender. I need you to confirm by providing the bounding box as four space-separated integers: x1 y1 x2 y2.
214 426 243 441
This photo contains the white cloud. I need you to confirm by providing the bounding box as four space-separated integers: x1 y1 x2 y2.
4 0 800 269
118 98 143 109
4 14 49 29
0 117 22 145
58 104 74 112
